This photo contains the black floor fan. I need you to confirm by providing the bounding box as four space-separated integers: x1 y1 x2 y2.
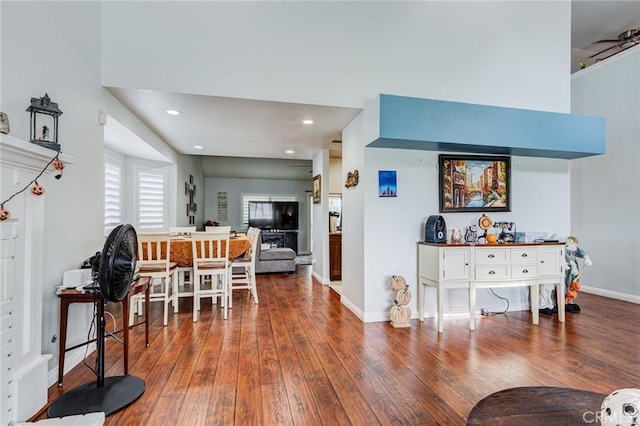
48 224 145 418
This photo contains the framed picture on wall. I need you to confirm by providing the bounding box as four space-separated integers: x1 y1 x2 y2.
312 174 321 204
378 170 397 197
439 154 511 213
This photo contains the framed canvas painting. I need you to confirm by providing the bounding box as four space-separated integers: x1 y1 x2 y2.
439 154 511 213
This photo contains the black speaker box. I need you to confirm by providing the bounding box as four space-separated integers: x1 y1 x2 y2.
425 215 447 243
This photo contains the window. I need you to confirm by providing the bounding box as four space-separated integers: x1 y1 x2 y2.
241 194 297 225
104 162 121 235
137 169 167 231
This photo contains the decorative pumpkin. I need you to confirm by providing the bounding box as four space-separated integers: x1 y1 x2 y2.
566 290 578 300
0 206 10 221
53 159 65 171
390 275 407 292
390 305 411 328
30 182 45 196
394 288 411 306
570 281 581 291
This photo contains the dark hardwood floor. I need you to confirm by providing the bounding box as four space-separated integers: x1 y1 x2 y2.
41 265 639 425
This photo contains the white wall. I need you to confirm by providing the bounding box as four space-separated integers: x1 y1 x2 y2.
359 148 570 320
1 2 105 373
204 176 311 250
312 150 330 283
101 2 570 113
328 158 343 194
571 48 640 300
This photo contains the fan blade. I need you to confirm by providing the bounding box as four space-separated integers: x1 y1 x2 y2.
595 38 623 43
589 44 619 58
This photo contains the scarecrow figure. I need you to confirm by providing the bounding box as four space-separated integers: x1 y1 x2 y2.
540 236 592 315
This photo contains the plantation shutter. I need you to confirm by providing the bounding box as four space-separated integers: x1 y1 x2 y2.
104 163 121 235
138 171 165 230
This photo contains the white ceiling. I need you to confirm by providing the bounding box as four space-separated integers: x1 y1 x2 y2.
104 1 639 178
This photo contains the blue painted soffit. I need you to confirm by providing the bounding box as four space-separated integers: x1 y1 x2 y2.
367 94 605 159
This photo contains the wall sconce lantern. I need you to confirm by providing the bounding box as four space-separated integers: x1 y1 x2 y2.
26 93 63 151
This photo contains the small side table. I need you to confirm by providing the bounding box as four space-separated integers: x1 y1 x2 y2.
57 276 150 387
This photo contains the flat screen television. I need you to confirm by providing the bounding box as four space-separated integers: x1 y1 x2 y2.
248 201 275 229
248 201 299 230
274 202 299 230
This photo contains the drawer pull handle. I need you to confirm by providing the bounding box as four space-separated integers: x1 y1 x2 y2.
522 269 529 274
488 254 495 258
521 253 528 257
488 270 495 275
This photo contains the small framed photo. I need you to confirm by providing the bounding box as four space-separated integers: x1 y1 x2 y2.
378 170 397 197
313 174 321 204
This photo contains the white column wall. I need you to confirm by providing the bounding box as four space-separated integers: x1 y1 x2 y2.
571 48 640 300
312 150 330 284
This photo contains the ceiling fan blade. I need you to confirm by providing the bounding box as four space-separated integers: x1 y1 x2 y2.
589 44 620 58
595 38 623 43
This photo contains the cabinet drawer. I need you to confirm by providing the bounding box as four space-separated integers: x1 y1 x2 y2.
512 265 538 279
511 248 537 263
475 265 509 280
475 249 508 264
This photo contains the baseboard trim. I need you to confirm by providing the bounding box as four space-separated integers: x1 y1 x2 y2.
312 270 330 285
339 295 365 321
47 343 96 387
581 285 640 304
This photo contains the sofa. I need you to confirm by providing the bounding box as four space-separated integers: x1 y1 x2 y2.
255 243 296 274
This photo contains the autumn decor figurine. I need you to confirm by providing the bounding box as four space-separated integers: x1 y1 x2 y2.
389 275 411 328
563 236 592 313
539 235 592 315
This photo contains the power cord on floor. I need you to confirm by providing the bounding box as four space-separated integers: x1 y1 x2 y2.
480 289 510 315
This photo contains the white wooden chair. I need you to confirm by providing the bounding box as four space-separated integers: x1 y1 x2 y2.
169 226 197 236
191 227 231 322
229 227 261 307
205 226 235 234
169 226 197 312
133 232 177 326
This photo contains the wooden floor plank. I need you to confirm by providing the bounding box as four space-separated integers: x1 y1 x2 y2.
39 265 640 426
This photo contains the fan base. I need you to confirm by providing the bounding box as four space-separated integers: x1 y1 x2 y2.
47 375 145 418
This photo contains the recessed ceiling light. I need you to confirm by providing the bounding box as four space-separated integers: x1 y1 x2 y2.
166 109 182 115
302 119 314 125
193 145 203 149
285 149 295 154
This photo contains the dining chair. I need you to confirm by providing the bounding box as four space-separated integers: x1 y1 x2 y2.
229 227 261 307
169 226 197 236
205 226 234 234
169 226 197 312
132 232 177 326
191 228 231 322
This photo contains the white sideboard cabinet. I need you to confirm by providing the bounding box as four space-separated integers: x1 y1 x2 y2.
417 242 565 332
